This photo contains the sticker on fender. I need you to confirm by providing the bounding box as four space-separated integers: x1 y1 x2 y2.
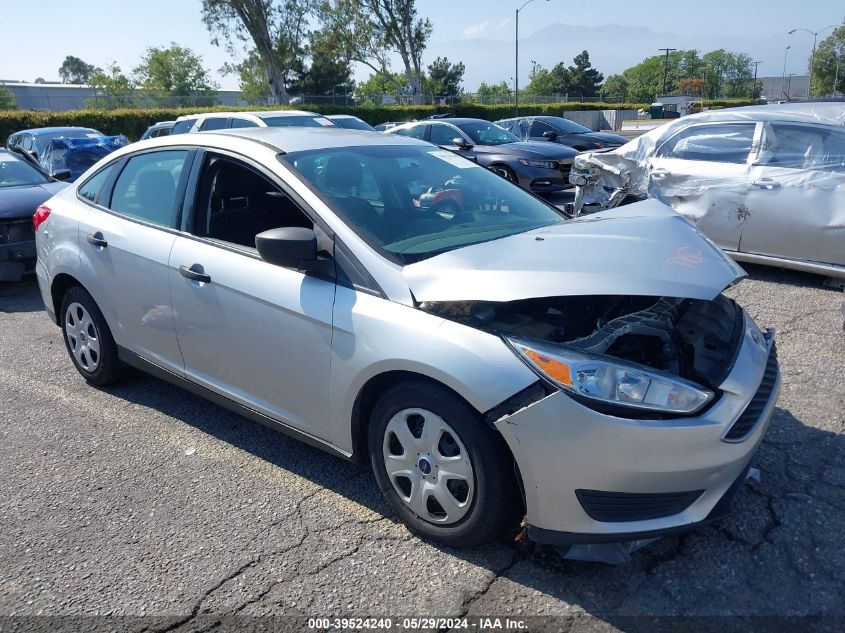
428 149 479 168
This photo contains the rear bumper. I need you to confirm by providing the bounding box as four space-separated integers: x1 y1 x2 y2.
495 314 779 543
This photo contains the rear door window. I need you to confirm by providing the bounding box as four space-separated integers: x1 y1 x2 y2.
200 117 230 131
170 119 196 135
108 150 189 227
230 118 259 128
761 123 845 172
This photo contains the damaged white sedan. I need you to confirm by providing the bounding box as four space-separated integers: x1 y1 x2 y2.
570 102 845 279
36 127 778 549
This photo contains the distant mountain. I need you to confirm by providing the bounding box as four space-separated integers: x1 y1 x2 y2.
411 22 805 91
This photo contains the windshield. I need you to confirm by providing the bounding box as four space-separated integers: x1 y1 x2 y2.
284 145 566 264
260 115 331 128
332 117 375 131
547 117 592 134
0 153 49 187
457 122 521 146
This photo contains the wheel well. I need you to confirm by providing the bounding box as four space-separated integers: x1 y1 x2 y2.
350 371 482 464
50 273 82 324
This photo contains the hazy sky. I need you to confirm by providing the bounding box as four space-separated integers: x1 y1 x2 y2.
1 0 842 89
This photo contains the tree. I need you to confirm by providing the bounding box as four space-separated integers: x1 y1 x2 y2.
567 50 603 96
358 71 406 103
133 43 218 105
321 0 432 102
809 23 845 97
203 0 317 105
295 29 354 96
58 56 99 84
88 63 136 108
702 49 753 98
601 74 628 101
475 81 511 103
426 57 465 98
0 84 16 110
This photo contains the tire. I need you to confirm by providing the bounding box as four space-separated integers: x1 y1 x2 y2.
60 286 127 386
493 165 518 184
369 380 521 547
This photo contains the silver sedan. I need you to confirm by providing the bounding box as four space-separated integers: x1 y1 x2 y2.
34 127 778 548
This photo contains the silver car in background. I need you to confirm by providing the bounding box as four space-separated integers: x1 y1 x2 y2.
570 103 845 279
34 127 779 548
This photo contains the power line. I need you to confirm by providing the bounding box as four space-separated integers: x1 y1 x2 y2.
658 48 677 95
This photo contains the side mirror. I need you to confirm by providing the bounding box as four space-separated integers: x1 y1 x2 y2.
256 226 318 268
452 137 472 150
52 169 72 181
542 130 558 140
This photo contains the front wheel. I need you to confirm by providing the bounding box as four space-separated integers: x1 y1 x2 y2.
369 381 521 547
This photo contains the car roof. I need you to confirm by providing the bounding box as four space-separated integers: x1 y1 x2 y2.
15 126 99 136
402 118 492 127
135 126 432 154
175 110 321 122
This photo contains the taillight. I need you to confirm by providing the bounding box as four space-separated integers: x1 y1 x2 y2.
33 205 51 232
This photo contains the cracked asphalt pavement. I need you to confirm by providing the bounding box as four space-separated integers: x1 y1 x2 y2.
0 264 843 632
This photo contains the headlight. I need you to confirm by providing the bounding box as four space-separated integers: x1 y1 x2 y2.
518 159 559 169
506 337 713 415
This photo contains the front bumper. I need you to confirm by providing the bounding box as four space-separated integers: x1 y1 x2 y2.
0 240 36 282
516 164 573 193
495 313 779 544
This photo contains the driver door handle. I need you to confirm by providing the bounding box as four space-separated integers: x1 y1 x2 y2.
179 264 211 284
86 232 108 248
752 178 781 190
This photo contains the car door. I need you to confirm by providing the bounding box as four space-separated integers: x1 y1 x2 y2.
742 122 845 267
430 123 476 161
647 121 761 252
168 151 335 439
76 148 192 373
527 119 562 144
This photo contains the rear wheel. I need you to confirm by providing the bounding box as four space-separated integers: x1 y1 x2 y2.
369 381 521 547
60 286 127 386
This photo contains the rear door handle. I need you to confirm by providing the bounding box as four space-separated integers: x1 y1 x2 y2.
752 178 781 190
179 264 211 284
86 232 108 248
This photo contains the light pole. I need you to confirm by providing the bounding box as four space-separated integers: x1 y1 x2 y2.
751 60 762 99
780 45 790 99
834 50 841 97
788 25 837 98
515 0 548 116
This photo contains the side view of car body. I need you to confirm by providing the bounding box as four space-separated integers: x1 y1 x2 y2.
35 128 778 548
170 110 337 134
0 149 68 281
570 103 845 279
388 118 578 194
497 115 628 151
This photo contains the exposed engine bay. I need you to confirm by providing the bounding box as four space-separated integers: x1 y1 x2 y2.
420 294 743 391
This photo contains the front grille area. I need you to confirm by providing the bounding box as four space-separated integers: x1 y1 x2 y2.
575 489 704 522
0 219 35 245
724 341 779 441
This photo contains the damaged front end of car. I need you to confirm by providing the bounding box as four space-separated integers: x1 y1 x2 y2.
404 202 778 553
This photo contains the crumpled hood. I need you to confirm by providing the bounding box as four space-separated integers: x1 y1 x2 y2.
477 141 578 159
0 182 68 219
403 199 745 303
